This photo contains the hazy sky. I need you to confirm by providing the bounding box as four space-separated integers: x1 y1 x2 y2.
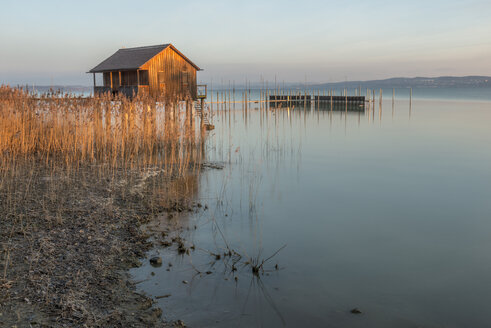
1 0 490 85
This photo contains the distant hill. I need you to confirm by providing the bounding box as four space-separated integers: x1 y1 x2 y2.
312 76 491 89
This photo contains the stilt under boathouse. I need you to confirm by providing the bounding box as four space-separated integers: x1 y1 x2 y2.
88 44 202 100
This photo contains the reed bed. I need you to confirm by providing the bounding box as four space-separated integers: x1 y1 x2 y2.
0 86 203 174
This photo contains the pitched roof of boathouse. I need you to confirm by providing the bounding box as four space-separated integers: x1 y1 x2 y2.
88 44 201 73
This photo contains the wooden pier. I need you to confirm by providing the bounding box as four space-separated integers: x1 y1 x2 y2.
313 95 365 104
269 95 311 107
269 94 365 109
313 96 365 111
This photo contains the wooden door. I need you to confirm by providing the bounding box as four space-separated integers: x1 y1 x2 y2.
112 72 120 89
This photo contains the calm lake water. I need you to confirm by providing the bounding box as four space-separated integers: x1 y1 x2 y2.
132 89 491 327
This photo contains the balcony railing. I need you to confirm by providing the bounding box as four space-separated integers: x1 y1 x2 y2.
118 86 138 98
94 86 111 95
94 85 147 97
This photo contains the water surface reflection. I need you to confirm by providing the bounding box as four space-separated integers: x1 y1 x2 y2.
133 98 491 327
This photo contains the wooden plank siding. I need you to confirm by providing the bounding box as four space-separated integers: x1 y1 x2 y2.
140 47 197 100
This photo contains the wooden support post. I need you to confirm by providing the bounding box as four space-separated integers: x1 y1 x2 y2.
110 72 113 90
136 70 140 96
210 82 213 112
200 98 205 126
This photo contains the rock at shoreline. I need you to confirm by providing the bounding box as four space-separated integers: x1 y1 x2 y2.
149 256 162 267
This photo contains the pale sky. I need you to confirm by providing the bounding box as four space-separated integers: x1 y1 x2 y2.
1 0 490 85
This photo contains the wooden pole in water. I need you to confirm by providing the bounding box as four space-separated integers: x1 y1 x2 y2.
410 88 412 107
304 87 306 108
345 88 348 112
273 86 278 109
248 82 251 109
330 89 333 110
210 80 213 112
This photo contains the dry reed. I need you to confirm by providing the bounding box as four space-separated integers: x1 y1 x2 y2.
0 86 203 175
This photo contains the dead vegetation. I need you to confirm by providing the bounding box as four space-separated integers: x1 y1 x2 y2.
0 86 205 327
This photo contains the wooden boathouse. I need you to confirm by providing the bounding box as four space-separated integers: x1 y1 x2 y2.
88 44 201 100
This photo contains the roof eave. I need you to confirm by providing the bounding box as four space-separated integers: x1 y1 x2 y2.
87 67 141 73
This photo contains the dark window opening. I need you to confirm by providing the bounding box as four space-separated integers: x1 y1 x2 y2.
103 72 111 87
111 72 120 88
139 70 149 86
121 71 138 86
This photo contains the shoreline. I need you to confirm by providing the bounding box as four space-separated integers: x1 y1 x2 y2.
0 165 203 327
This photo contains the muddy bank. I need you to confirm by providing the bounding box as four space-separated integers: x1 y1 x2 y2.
0 163 202 327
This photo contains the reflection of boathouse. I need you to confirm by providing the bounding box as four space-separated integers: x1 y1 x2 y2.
89 44 201 99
